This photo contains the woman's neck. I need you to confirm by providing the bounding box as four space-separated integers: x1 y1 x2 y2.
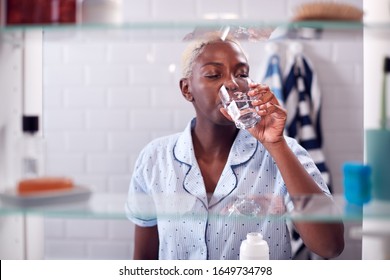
191 120 239 194
191 120 238 158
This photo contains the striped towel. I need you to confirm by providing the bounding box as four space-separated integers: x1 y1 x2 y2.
283 49 332 260
262 53 284 107
283 52 331 189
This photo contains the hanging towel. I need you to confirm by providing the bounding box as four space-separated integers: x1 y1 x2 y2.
283 48 331 190
262 42 284 107
262 53 284 107
283 44 332 260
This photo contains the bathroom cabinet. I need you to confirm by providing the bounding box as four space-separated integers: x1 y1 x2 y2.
0 2 389 259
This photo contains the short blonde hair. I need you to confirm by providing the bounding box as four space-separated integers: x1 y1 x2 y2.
181 31 246 78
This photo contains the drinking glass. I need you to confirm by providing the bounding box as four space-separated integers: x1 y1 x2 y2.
219 81 260 129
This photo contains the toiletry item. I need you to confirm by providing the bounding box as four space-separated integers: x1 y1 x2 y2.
20 115 43 179
343 162 371 205
363 0 390 24
18 177 74 195
6 0 77 24
381 57 390 129
240 232 269 260
366 129 390 201
81 0 122 24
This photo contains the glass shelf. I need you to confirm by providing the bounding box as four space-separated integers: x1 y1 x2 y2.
0 20 370 45
289 195 390 222
0 20 369 41
0 192 127 220
0 192 389 222
0 20 367 32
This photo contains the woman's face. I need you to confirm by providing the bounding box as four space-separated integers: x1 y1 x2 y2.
183 40 250 126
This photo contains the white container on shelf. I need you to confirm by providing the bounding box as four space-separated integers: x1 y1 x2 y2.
364 0 390 23
81 0 123 24
240 232 269 260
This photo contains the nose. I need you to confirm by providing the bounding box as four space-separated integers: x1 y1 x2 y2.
223 76 239 92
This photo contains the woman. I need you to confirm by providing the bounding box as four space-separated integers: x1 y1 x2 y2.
125 32 344 260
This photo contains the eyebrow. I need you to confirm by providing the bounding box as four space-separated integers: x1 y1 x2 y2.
200 62 249 69
200 62 223 69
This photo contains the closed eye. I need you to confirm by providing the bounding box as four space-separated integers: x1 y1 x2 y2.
205 74 221 79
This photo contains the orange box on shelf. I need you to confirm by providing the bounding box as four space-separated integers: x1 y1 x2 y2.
17 177 74 195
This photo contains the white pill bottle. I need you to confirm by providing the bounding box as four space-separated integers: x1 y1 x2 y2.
240 232 269 260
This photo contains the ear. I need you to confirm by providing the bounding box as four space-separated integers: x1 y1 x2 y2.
179 78 194 102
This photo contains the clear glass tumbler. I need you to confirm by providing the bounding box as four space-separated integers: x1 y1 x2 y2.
219 81 260 129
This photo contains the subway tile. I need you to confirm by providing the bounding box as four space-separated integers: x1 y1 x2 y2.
87 66 129 86
87 241 132 259
43 42 65 65
44 88 65 109
322 108 363 131
44 218 65 238
151 0 197 20
243 0 287 21
107 87 150 109
86 154 128 174
108 43 153 64
107 131 150 153
150 86 188 108
129 110 172 131
64 88 107 109
107 176 132 193
299 42 333 63
123 0 152 21
44 65 85 87
66 131 107 152
44 240 87 259
316 64 357 86
86 110 128 130
45 154 85 175
108 220 135 240
44 131 67 154
44 110 85 131
197 0 241 17
65 43 108 64
173 109 196 131
152 42 187 64
333 42 364 63
324 131 363 153
321 85 364 109
131 64 174 86
65 219 107 239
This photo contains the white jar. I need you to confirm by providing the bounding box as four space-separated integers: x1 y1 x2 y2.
81 0 123 24
240 232 269 260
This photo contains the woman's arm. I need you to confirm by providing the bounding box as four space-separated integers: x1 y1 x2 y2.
244 83 344 258
133 225 159 260
264 140 344 259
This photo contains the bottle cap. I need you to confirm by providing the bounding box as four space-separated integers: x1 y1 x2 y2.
246 232 263 243
22 115 39 133
384 57 390 73
240 232 269 260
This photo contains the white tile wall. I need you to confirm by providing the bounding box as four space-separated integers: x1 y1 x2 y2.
42 0 363 260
